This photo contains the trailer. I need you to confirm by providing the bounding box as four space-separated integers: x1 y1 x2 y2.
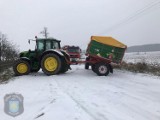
69 36 127 76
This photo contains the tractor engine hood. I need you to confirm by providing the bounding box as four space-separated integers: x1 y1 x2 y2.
20 50 36 57
20 51 29 57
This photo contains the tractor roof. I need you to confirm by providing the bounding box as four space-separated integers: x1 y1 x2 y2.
37 38 61 42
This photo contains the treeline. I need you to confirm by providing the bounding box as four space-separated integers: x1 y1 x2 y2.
0 32 19 62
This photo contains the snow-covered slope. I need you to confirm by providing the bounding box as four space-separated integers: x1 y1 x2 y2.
0 65 160 120
124 51 160 64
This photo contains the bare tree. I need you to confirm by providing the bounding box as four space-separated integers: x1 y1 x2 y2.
0 32 19 62
40 27 49 39
0 32 2 62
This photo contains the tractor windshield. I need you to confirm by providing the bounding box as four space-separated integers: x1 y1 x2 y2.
37 40 60 51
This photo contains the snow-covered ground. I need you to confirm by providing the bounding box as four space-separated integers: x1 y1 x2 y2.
0 65 160 120
124 51 160 64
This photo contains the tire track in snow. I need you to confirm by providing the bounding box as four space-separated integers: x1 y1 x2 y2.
32 81 58 120
54 79 108 120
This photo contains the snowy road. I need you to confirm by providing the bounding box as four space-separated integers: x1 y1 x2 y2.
0 65 160 120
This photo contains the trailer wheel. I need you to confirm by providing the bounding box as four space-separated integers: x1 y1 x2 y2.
95 63 110 76
13 60 31 76
41 53 62 75
85 57 90 69
91 65 96 73
85 63 89 69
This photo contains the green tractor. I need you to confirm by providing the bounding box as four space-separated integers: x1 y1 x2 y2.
13 37 70 76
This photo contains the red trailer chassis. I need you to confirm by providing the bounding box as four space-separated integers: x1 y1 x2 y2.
66 54 113 76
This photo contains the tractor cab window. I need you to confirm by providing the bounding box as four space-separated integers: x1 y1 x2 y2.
37 41 44 51
53 41 60 49
46 41 52 50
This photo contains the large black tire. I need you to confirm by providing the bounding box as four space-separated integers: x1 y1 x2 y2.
91 65 96 73
59 58 69 74
85 57 90 69
13 60 31 76
85 63 89 69
41 53 62 75
94 63 110 76
59 50 70 74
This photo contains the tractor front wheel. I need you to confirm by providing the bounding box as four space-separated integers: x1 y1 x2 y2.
41 53 62 75
13 60 31 76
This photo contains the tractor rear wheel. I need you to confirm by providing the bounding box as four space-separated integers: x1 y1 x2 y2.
13 60 31 76
59 58 68 74
94 63 110 76
41 53 62 75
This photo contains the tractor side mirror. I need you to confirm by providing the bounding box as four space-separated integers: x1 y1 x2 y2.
28 40 30 44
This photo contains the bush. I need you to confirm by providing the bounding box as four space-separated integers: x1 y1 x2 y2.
113 61 160 76
0 68 14 84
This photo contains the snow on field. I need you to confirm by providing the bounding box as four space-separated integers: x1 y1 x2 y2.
124 51 160 64
0 65 160 120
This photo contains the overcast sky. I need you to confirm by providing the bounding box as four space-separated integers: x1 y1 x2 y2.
0 0 160 51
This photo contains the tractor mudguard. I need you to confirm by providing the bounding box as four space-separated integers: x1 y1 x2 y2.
60 50 70 61
20 57 31 64
43 49 64 56
60 49 70 56
41 50 64 63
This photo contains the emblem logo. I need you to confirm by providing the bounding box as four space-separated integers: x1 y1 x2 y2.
4 93 24 117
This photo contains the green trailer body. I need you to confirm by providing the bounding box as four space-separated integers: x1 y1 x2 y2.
87 36 127 64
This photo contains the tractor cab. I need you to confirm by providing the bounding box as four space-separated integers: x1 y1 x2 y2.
36 38 61 52
28 37 61 52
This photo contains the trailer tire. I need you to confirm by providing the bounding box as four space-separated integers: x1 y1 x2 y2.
85 57 90 69
109 64 113 73
95 63 110 76
91 65 96 73
85 63 89 69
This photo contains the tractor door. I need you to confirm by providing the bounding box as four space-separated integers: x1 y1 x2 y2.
37 41 45 51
